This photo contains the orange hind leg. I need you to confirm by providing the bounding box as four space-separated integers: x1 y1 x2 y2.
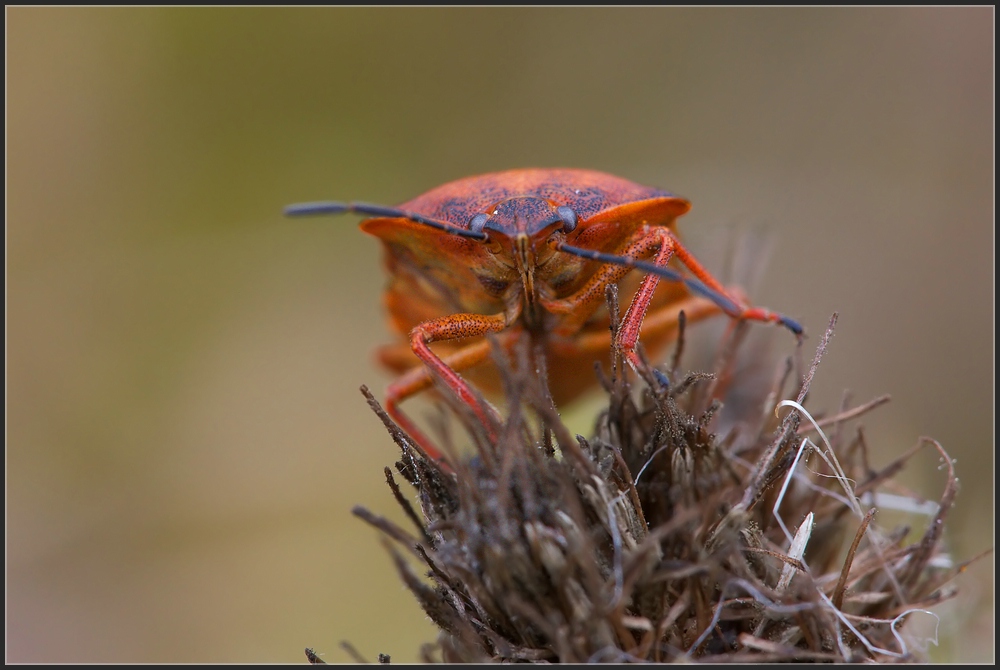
383 313 506 467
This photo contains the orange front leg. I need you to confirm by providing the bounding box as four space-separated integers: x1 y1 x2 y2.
552 227 803 339
553 225 800 388
614 228 686 384
616 227 794 387
386 312 508 465
542 230 664 336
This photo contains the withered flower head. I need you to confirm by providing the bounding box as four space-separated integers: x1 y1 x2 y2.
343 295 965 664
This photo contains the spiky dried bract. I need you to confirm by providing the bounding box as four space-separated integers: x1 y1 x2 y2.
356 312 964 663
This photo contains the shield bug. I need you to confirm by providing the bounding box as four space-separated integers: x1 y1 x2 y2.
287 168 802 464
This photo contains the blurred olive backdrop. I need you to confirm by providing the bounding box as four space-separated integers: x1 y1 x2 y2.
7 7 993 663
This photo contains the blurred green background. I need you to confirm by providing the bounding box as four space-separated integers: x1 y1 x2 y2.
7 7 992 663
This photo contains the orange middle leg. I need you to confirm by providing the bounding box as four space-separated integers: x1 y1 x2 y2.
570 293 721 356
668 235 801 332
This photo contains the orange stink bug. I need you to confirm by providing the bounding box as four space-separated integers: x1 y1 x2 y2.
287 168 801 464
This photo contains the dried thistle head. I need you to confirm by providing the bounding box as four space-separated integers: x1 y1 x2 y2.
346 299 967 664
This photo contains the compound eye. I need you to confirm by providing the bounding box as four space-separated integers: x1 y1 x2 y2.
556 206 578 233
469 213 490 235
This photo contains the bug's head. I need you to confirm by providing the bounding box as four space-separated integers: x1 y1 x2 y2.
469 196 577 261
463 196 579 305
468 196 577 239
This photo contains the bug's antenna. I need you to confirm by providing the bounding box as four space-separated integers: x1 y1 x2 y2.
285 201 489 241
556 242 803 336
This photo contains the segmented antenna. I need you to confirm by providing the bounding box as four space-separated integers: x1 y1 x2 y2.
284 201 489 241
